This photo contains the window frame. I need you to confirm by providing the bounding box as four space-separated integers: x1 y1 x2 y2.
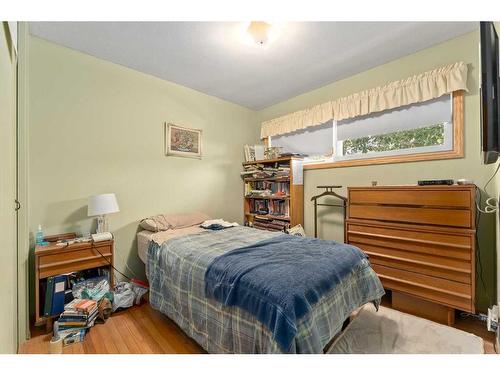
299 90 464 170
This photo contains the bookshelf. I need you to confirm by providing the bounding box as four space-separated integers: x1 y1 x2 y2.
242 156 304 232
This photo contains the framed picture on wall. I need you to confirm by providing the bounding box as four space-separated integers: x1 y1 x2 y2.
165 123 202 159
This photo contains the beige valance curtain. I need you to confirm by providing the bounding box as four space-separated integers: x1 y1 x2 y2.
261 61 468 139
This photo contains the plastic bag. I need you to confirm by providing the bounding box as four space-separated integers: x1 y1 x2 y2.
72 276 110 301
112 281 148 312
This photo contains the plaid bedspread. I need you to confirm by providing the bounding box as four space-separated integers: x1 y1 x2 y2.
147 226 384 354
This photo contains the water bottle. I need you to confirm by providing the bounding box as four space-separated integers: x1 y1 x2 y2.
35 224 44 246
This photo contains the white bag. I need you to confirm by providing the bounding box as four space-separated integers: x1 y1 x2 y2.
112 281 148 312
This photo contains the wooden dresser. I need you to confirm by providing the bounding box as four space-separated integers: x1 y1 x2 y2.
346 185 476 325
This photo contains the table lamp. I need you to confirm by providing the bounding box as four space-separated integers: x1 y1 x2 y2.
87 193 120 233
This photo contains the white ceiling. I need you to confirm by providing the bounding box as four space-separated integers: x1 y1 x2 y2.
29 22 478 110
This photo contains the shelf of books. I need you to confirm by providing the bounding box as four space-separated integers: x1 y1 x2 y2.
241 156 304 232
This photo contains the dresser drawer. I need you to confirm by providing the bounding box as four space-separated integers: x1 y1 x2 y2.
364 248 471 284
349 188 472 209
38 243 112 278
348 204 471 228
372 264 473 312
347 223 473 260
347 223 473 284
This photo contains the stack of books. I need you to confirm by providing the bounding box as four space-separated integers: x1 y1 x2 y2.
244 180 290 198
275 165 290 177
56 299 98 346
253 216 289 232
240 163 291 179
241 163 264 178
246 189 273 198
253 180 273 191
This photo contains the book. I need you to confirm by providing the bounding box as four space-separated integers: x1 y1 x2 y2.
50 275 67 316
57 326 84 337
63 298 82 311
43 276 55 317
64 289 74 305
59 309 88 318
58 321 87 327
43 275 67 317
62 329 86 346
75 299 97 313
58 315 88 322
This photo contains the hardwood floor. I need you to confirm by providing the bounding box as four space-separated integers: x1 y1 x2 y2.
454 314 497 354
19 302 496 354
19 303 205 354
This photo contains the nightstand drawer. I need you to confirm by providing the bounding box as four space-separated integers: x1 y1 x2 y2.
38 243 112 278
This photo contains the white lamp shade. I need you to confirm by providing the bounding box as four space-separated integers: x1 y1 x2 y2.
88 193 120 217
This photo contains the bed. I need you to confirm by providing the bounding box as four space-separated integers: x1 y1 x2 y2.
138 223 384 354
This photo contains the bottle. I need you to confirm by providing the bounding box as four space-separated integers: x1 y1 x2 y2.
35 224 44 246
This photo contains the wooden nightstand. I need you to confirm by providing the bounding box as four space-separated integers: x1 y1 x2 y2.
34 238 114 332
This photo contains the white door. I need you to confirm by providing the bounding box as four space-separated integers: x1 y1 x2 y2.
0 22 18 353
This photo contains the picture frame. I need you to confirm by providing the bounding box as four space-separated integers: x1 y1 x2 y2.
165 123 202 159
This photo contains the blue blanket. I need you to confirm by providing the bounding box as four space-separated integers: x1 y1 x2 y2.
204 234 369 351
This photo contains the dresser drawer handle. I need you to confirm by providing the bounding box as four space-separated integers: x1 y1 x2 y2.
348 230 470 249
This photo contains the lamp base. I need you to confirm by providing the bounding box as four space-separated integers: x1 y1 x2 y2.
96 215 108 233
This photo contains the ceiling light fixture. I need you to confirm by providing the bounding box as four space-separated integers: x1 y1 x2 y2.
245 21 283 46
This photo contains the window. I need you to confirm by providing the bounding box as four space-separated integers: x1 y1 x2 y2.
335 94 453 160
269 92 463 169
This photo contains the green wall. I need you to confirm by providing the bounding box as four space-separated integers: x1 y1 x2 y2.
0 23 18 353
27 36 259 317
258 30 497 312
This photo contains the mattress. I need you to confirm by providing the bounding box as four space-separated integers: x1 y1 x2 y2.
137 230 154 263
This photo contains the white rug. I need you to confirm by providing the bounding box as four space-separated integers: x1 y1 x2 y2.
328 304 484 354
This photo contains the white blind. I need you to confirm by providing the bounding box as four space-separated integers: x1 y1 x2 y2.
270 122 333 157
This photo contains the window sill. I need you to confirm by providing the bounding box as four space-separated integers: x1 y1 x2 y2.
303 148 464 170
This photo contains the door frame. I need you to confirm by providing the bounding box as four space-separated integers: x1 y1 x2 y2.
16 21 30 346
